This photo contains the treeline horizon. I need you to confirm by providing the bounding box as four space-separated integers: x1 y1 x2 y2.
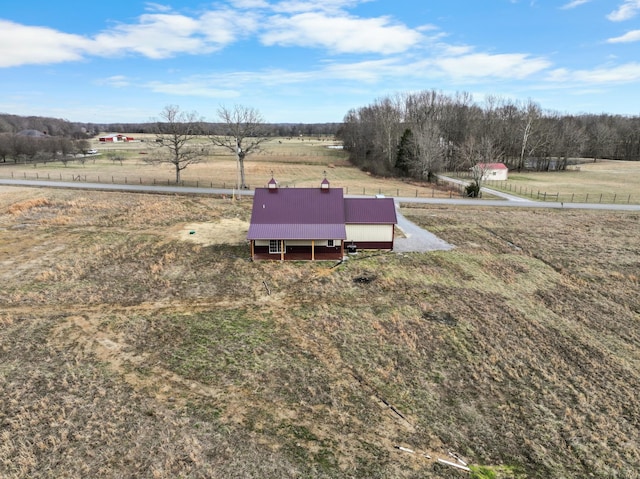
337 90 640 182
0 113 342 139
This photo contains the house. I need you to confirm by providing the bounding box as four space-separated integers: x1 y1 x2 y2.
98 133 134 143
474 162 508 181
247 178 397 261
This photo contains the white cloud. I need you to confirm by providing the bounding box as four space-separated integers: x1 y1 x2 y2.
227 0 270 8
92 13 217 59
560 0 591 9
607 29 640 42
98 75 131 87
270 0 364 14
261 12 422 54
144 2 173 13
147 79 241 98
607 0 640 21
0 20 90 67
434 53 551 80
548 62 640 83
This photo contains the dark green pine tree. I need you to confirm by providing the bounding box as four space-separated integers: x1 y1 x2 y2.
395 128 416 175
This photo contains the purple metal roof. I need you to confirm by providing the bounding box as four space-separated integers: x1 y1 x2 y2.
344 198 397 224
247 187 347 240
248 223 346 240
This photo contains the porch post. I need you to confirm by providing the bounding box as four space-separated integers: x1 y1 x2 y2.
250 240 254 260
311 240 315 261
280 240 284 261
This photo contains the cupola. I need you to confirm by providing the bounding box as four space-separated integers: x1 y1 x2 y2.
320 171 330 191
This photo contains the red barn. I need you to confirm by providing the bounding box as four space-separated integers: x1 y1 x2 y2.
98 134 134 142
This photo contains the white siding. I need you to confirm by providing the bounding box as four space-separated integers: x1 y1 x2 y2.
346 224 393 242
482 169 508 181
255 239 341 246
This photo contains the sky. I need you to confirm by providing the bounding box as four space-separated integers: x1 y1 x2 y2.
1 0 639 124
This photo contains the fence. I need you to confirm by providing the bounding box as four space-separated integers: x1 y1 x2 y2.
446 174 638 205
482 179 637 204
0 170 467 200
7 169 632 204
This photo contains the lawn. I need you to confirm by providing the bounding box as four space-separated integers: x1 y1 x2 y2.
1 186 638 478
452 159 640 204
0 135 462 199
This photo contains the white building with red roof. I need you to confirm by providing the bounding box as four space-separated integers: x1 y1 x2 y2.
474 162 508 181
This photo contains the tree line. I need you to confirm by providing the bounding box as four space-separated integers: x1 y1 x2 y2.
336 90 640 182
0 113 340 139
0 111 341 174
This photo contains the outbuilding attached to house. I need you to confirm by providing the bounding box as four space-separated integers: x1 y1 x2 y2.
344 197 397 250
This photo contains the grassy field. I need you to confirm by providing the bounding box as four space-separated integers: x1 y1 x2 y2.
450 160 640 204
1 185 638 478
0 135 463 198
3 135 639 203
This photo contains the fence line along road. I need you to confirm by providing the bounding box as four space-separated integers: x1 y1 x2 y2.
0 170 468 199
1 178 639 211
441 175 638 205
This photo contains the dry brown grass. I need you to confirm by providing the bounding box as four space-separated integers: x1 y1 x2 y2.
0 136 462 199
1 187 639 478
451 159 640 203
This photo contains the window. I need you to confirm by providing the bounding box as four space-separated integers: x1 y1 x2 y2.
327 239 334 247
269 240 282 254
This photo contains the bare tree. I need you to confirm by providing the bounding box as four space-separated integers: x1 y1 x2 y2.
150 105 204 183
210 105 270 189
460 136 503 196
411 121 445 182
517 100 543 171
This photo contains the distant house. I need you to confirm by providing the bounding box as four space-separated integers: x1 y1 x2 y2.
99 133 134 143
474 162 508 181
17 129 47 137
247 178 397 261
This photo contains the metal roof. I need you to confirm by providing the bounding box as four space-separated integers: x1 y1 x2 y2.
247 187 347 240
344 198 397 224
248 223 346 240
476 162 508 170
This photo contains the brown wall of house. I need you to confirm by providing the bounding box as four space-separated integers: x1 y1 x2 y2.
252 244 342 261
347 241 394 250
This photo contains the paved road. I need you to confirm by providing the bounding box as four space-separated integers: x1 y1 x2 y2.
1 178 638 211
2 178 638 254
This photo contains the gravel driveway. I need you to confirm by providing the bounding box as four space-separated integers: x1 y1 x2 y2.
393 202 454 253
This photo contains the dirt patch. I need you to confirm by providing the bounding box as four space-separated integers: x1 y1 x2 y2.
175 218 249 246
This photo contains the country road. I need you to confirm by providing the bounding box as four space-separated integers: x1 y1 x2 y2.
2 178 638 254
1 178 638 211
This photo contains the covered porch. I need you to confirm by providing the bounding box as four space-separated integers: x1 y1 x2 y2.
250 240 344 261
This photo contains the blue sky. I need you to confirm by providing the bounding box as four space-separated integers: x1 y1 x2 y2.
1 0 639 123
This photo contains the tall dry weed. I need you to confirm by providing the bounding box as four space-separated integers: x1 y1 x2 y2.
7 198 50 215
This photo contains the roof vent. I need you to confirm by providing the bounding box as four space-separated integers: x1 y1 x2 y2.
321 172 330 190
